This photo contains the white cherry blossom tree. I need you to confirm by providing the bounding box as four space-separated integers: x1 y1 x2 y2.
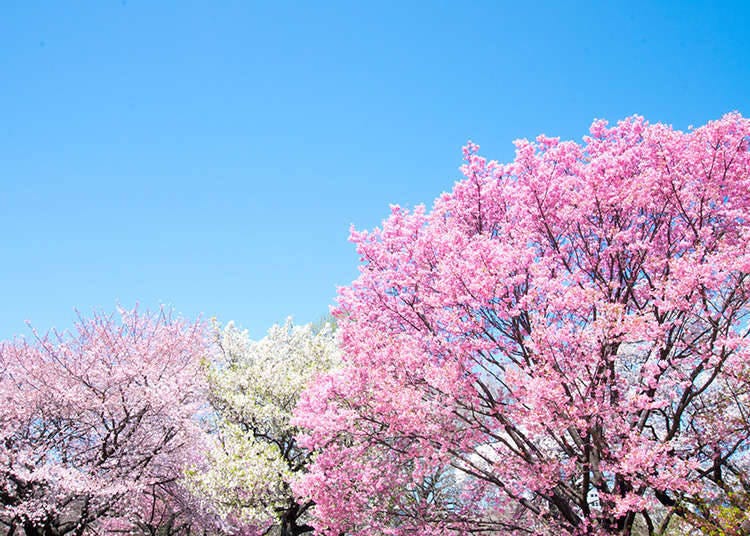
189 319 339 536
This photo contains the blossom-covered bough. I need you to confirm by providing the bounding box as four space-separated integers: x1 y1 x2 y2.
295 114 750 535
190 319 340 536
0 308 214 536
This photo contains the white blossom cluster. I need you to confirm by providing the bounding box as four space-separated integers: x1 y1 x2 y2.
188 318 340 529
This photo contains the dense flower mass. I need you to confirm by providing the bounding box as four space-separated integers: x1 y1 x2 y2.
0 309 213 535
190 319 340 535
0 312 339 536
294 114 750 535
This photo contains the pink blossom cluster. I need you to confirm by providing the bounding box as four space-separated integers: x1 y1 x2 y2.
294 113 750 534
0 309 217 535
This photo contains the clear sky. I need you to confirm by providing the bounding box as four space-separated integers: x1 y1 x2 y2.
1 1 748 339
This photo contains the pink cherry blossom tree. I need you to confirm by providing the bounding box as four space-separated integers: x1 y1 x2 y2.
0 308 213 536
295 113 750 535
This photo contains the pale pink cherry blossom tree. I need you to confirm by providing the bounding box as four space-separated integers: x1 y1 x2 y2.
295 113 750 535
0 308 214 536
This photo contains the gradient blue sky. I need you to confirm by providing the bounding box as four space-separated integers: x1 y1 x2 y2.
1 1 748 339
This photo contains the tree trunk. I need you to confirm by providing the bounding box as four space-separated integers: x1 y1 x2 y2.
278 503 314 536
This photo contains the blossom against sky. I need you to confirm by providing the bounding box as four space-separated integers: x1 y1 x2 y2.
0 1 747 338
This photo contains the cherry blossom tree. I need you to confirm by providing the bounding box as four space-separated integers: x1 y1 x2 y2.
0 308 212 535
295 114 750 535
189 319 340 536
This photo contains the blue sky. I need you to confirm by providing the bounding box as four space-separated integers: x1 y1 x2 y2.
1 1 748 339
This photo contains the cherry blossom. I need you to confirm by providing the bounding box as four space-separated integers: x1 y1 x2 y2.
295 114 750 535
190 319 340 536
0 308 211 535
